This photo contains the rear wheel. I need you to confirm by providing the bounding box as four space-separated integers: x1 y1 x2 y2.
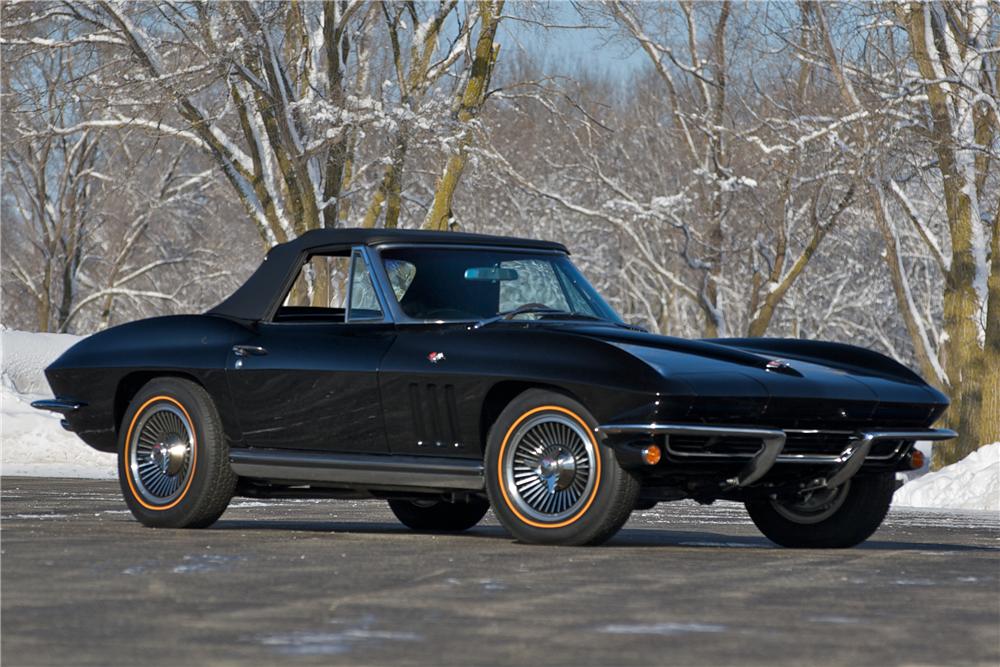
745 472 895 548
485 389 639 546
118 378 236 528
387 497 489 532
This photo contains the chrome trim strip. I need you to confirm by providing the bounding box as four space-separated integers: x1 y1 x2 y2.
358 245 394 322
373 243 565 255
229 449 484 491
596 424 957 485
598 423 786 439
30 399 83 415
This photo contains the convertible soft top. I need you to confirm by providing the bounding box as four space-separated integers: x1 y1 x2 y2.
208 228 568 322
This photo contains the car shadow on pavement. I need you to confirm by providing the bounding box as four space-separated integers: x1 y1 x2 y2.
610 528 997 552
213 519 511 539
211 520 997 552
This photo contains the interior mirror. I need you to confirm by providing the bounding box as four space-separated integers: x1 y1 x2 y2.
464 267 518 281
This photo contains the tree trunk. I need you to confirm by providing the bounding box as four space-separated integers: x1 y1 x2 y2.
903 3 991 466
424 0 503 231
973 197 1000 448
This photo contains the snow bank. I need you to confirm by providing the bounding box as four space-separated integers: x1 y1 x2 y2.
1 328 116 478
894 443 1000 512
2 328 82 394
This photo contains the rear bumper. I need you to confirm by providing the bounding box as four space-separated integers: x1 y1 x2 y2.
597 423 956 489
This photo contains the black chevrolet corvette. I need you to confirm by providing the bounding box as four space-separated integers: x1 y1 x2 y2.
34 228 954 546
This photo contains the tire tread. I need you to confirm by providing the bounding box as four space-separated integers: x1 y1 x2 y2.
745 472 895 548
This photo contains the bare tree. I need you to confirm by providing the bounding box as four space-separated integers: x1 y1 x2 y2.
2 20 250 332
807 0 998 463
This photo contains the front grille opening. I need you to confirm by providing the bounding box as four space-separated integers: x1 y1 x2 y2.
668 436 762 456
870 440 906 458
665 432 910 461
783 432 855 456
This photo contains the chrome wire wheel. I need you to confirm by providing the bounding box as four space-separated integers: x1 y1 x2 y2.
502 412 597 523
129 403 195 505
771 480 851 525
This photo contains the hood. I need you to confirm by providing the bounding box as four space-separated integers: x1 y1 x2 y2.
548 322 948 426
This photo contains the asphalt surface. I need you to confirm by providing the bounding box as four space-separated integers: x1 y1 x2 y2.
2 478 998 667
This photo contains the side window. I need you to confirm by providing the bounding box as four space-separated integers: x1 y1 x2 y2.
498 259 571 312
275 250 383 323
347 252 383 321
279 254 351 320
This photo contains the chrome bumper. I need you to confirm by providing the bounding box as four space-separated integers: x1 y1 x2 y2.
30 398 84 414
30 398 84 431
596 423 957 489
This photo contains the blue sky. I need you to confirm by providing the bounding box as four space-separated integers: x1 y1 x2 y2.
498 1 648 80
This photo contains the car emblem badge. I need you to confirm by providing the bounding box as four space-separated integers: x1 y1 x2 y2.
427 352 445 364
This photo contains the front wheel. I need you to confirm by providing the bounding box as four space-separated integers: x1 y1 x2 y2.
118 377 236 528
485 389 639 546
745 472 896 548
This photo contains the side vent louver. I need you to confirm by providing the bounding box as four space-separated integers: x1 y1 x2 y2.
409 382 463 449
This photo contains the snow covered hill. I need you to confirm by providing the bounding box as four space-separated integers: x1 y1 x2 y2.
1 329 997 509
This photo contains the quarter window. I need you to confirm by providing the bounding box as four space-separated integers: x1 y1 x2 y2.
384 259 417 301
348 251 383 321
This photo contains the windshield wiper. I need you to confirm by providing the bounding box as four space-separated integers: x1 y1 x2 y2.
472 306 648 332
539 312 648 331
472 304 566 329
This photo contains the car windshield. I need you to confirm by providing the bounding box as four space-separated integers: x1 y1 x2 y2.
377 247 622 323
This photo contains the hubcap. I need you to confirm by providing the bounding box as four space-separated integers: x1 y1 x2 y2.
151 434 188 475
771 480 851 525
503 413 596 522
129 403 194 504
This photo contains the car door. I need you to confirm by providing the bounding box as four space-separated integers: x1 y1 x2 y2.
378 323 488 458
375 250 580 458
225 248 396 453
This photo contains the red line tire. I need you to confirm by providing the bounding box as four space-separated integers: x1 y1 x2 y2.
117 378 236 528
485 389 638 546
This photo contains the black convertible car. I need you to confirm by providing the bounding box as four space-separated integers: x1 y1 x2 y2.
34 228 954 546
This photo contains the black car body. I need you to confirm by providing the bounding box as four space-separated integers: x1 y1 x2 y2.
35 228 955 546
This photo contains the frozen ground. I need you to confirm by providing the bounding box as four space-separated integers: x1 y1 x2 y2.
2 478 998 667
1 329 997 510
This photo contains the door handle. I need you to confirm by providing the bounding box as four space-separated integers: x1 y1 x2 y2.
233 344 268 357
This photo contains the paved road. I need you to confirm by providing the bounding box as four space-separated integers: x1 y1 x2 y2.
2 477 998 666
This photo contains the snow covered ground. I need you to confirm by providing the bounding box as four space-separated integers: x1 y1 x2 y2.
1 329 997 509
893 442 999 512
1 329 116 478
